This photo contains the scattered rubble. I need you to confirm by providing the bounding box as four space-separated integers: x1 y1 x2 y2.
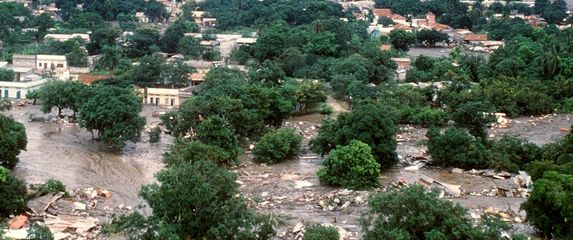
2 188 129 239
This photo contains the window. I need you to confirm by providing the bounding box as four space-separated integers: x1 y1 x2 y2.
56 64 64 68
150 98 153 104
39 63 42 67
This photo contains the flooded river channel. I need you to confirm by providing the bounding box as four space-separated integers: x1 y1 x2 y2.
8 105 171 208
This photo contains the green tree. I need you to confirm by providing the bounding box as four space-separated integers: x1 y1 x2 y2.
66 12 105 31
160 19 198 53
0 166 27 217
178 36 203 59
253 128 301 164
86 26 122 55
0 68 14 81
414 55 434 71
534 0 550 14
416 29 449 46
317 140 381 190
66 46 88 67
98 45 123 72
491 136 542 172
389 29 416 51
163 140 231 167
133 54 164 87
35 179 67 197
451 101 497 140
139 160 274 239
38 80 86 117
27 222 54 240
310 102 398 169
362 185 511 240
377 16 394 27
427 127 491 169
195 116 241 165
160 59 193 88
304 225 339 240
250 59 286 87
278 47 305 76
0 115 27 169
293 80 327 114
541 0 567 24
148 126 161 143
144 0 169 23
521 171 573 239
125 27 161 58
117 13 138 30
78 85 146 149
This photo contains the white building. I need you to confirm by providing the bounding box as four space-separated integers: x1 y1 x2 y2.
139 87 193 107
12 54 69 80
0 79 47 99
44 33 90 42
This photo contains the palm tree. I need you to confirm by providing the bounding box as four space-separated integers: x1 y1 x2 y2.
98 45 122 74
538 42 561 78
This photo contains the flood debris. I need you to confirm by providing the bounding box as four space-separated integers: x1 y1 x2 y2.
1 187 125 240
415 175 462 197
8 215 28 230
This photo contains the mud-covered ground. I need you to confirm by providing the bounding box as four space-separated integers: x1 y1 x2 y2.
6 102 572 239
238 113 572 239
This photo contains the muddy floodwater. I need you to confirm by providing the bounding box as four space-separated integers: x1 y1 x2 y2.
8 105 171 208
6 102 572 239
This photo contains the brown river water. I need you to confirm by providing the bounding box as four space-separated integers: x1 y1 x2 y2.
8 105 171 208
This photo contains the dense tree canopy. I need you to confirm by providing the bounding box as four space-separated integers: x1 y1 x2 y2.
310 102 398 169
0 115 27 169
362 185 513 240
138 160 274 239
38 80 87 117
78 85 146 149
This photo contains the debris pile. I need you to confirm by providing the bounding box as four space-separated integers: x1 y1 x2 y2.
468 207 525 223
316 189 368 212
283 121 318 142
3 188 126 240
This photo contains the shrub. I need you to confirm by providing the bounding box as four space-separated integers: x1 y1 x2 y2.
253 128 301 164
195 116 241 165
310 102 398 169
304 225 339 240
409 107 448 127
163 140 231 167
27 222 54 240
149 126 161 143
480 76 554 117
525 161 573 181
490 136 542 172
36 179 67 196
427 127 491 169
361 185 512 240
317 140 380 190
319 103 333 115
0 167 27 217
521 171 573 239
451 101 496 140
